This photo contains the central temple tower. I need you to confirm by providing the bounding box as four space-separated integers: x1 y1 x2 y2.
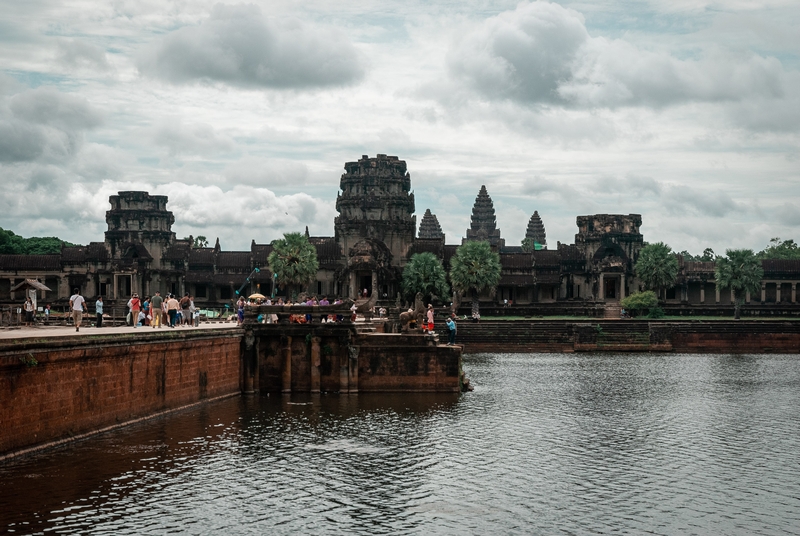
334 154 416 298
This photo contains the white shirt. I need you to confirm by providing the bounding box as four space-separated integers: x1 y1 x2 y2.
70 294 85 311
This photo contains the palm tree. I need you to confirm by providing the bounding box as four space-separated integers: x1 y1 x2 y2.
402 252 450 305
268 232 319 300
715 249 764 320
449 240 501 318
635 242 679 300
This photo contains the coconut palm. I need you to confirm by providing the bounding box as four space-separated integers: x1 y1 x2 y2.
268 232 319 300
449 240 501 318
635 242 679 300
715 249 764 320
402 252 450 305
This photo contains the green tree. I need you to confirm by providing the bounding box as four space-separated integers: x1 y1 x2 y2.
620 290 658 317
449 240 501 318
268 232 319 299
635 242 679 299
402 252 450 305
715 249 764 320
758 237 800 260
700 248 715 261
0 227 76 254
183 235 209 248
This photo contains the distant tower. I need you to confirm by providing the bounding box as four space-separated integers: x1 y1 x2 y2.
525 211 547 248
418 209 444 240
105 191 175 265
334 154 416 262
464 185 504 248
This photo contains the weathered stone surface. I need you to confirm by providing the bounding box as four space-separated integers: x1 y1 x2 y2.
464 185 504 248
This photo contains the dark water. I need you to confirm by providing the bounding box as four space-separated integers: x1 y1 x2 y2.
2 353 799 535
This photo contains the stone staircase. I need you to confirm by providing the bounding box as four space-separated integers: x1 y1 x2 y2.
604 303 622 319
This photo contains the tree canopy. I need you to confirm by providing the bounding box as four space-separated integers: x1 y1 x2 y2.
449 240 501 317
183 235 209 248
620 290 658 317
635 242 679 297
715 249 764 319
0 227 78 254
402 252 450 304
757 237 800 260
268 233 319 296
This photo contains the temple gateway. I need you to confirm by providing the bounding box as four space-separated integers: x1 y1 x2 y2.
1 154 798 313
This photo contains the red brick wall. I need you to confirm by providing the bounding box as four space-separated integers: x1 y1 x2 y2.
0 332 242 455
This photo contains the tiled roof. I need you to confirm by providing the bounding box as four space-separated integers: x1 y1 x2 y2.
164 242 191 260
0 255 62 271
500 253 534 269
217 251 251 268
762 259 800 275
408 239 445 258
532 250 561 266
251 244 273 266
535 272 562 285
685 261 715 273
188 248 216 265
499 274 536 286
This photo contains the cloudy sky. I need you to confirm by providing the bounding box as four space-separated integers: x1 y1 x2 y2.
1 0 798 255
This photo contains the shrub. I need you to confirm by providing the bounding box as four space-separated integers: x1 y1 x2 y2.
621 291 658 317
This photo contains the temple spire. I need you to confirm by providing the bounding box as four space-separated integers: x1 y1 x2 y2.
464 185 504 247
418 209 444 240
525 211 547 248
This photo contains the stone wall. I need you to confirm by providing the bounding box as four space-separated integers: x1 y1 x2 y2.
248 324 461 393
0 330 242 456
445 320 800 354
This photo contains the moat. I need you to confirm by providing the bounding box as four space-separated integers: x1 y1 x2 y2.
2 352 799 535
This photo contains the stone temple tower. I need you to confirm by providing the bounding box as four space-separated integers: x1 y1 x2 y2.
418 209 444 240
104 191 175 268
464 185 504 248
525 211 547 247
334 154 416 261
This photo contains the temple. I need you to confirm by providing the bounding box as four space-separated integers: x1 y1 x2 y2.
1 155 799 313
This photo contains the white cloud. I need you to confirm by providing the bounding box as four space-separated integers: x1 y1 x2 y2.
137 3 365 89
0 87 102 163
150 118 235 156
446 1 786 108
55 38 112 72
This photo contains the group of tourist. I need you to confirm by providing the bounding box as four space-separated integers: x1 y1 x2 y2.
246 296 351 324
127 291 199 328
421 304 458 345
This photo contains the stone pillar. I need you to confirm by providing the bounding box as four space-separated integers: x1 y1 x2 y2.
700 283 705 304
746 291 751 304
715 284 720 304
776 284 782 304
242 330 255 394
599 274 605 302
792 283 797 303
349 272 356 300
310 337 321 393
339 349 350 392
281 335 292 393
348 345 359 394
761 283 766 304
620 274 626 300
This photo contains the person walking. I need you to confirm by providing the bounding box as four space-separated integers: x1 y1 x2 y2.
167 293 180 327
23 297 34 327
69 288 86 332
150 291 163 328
95 296 104 328
129 293 141 328
180 293 191 326
141 296 150 326
189 295 197 327
44 304 50 324
446 313 457 346
426 304 435 333
237 296 246 326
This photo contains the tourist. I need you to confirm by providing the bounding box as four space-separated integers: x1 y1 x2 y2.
142 296 150 326
237 296 246 325
69 287 86 332
167 293 180 327
189 295 197 327
129 293 141 328
150 291 163 328
472 311 480 323
446 313 457 346
44 303 50 324
319 296 329 323
351 302 357 322
23 297 34 327
95 296 104 328
426 304 435 333
180 293 191 326
162 295 169 326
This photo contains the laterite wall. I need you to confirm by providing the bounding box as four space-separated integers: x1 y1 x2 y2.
0 330 242 455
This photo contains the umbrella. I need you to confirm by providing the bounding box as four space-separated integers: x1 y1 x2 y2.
248 293 266 300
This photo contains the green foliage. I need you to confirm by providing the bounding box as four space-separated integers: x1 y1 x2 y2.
268 232 319 292
715 249 764 319
0 227 77 254
449 241 501 317
758 237 800 260
182 235 209 248
635 242 679 295
402 252 450 304
679 248 716 262
646 306 665 319
621 290 659 317
19 353 38 367
521 237 533 253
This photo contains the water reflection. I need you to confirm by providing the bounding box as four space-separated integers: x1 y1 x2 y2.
1 354 799 535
